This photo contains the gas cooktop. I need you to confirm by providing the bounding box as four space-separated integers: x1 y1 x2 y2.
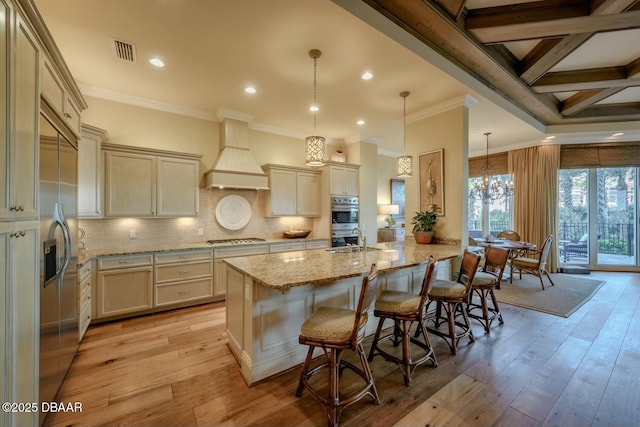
207 238 267 245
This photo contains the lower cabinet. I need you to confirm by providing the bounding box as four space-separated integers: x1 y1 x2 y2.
214 244 269 298
96 254 153 319
154 250 213 307
78 261 92 340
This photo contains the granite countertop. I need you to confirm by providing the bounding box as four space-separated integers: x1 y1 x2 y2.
73 238 330 267
224 241 463 292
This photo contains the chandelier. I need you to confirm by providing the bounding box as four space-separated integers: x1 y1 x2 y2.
396 91 412 177
469 132 514 203
305 49 325 166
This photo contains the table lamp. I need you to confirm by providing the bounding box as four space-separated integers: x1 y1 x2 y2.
378 204 400 227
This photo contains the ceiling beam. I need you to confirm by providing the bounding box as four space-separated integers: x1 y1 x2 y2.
534 67 640 92
564 102 640 120
363 0 562 123
468 10 640 44
434 0 467 20
520 0 640 83
561 88 626 115
466 0 588 30
628 57 640 77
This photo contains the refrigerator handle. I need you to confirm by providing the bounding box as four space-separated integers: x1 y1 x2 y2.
52 203 71 276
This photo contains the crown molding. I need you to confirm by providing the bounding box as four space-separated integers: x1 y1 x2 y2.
407 94 479 123
215 108 254 123
80 84 216 121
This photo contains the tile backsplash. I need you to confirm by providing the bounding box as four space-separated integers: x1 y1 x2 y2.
79 189 317 251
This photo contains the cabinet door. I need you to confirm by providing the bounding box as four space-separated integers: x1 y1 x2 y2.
64 94 81 137
0 1 8 220
77 134 102 217
296 172 320 216
268 169 296 215
329 166 344 195
12 14 39 220
104 151 156 216
214 258 227 297
0 224 8 416
97 266 153 318
9 223 39 427
344 167 359 196
157 157 199 217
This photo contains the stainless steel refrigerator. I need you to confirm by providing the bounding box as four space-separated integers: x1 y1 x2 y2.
39 114 78 418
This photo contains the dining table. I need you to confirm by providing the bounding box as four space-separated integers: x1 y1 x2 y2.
469 238 537 282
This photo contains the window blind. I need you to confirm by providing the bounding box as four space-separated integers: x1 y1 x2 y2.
559 142 640 169
468 152 508 178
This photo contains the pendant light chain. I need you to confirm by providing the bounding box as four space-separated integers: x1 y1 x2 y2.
396 91 412 177
305 49 325 166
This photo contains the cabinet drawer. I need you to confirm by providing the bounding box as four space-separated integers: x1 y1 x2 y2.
79 276 91 300
155 260 212 283
214 244 269 258
98 254 153 270
154 250 212 264
155 278 213 306
79 282 91 308
270 241 306 253
306 240 329 250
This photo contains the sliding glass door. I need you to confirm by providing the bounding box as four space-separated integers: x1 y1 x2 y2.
558 167 638 268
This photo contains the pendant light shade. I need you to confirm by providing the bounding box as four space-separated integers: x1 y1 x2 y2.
305 49 325 166
396 91 412 178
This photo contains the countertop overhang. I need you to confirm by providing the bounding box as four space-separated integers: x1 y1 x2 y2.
224 241 462 292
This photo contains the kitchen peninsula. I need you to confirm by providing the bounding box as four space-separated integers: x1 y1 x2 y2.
223 240 462 385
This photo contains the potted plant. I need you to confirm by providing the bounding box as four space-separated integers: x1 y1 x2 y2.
411 205 440 244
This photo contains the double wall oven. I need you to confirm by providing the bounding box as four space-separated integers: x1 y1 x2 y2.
331 196 359 247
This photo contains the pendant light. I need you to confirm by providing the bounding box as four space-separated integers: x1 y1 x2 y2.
305 49 325 166
396 91 412 177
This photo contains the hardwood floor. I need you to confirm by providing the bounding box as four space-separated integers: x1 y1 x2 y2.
45 272 640 427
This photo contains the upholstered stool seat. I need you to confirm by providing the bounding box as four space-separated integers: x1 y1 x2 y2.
368 257 437 385
466 246 509 334
424 250 481 355
296 264 380 427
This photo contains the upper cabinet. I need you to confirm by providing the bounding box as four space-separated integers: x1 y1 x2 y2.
328 163 359 196
0 7 40 222
78 124 108 218
41 59 81 137
103 143 201 218
262 164 321 217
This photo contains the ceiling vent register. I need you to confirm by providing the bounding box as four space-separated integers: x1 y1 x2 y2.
113 39 136 63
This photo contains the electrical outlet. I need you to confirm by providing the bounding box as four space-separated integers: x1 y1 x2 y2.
198 228 204 236
129 229 136 239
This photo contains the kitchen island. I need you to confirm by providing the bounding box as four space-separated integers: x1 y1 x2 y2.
223 240 462 385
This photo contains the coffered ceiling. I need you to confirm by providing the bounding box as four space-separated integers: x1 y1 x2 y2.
33 0 639 157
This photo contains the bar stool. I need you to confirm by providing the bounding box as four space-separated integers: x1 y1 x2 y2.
368 256 437 385
466 246 509 334
424 250 481 355
296 264 380 427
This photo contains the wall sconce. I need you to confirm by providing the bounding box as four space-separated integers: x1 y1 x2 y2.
378 204 399 228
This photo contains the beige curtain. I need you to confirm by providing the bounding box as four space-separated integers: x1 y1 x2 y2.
509 145 560 272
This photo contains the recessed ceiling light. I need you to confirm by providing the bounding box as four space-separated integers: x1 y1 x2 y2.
149 57 165 67
309 104 319 112
361 71 373 80
545 135 556 139
244 86 256 94
612 132 624 136
356 119 365 126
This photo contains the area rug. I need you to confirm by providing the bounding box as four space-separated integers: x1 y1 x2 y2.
495 274 605 317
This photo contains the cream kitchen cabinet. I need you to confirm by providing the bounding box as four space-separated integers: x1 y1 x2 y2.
77 124 108 218
262 164 321 217
78 260 92 341
0 10 39 222
328 163 359 196
103 143 200 218
96 254 154 319
1 221 39 427
305 239 329 250
213 243 269 298
269 240 306 253
154 249 213 307
41 59 81 137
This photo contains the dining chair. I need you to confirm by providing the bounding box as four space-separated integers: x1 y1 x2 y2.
510 235 556 290
296 263 380 427
466 246 509 334
497 230 521 241
368 256 438 385
423 250 481 354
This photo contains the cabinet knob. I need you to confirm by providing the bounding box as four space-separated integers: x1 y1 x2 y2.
10 230 26 238
18 205 24 212
9 205 16 211
64 112 72 119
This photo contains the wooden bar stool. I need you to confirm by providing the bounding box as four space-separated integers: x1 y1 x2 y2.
296 264 380 427
424 250 481 355
368 256 437 385
466 246 509 334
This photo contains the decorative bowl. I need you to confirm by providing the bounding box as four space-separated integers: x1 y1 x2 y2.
282 229 311 239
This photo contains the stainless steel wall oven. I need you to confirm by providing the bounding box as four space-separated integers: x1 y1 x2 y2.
331 196 359 247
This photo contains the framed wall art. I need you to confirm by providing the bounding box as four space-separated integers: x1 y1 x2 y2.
390 179 405 218
419 149 444 215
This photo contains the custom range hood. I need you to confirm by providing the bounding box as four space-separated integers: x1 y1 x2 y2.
205 115 269 190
